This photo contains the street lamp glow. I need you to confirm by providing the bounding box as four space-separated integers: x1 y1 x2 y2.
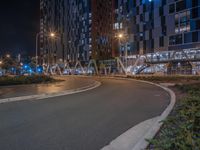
118 33 123 39
50 33 55 38
0 61 2 65
6 54 10 58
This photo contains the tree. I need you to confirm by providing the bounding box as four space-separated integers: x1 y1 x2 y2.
1 56 17 70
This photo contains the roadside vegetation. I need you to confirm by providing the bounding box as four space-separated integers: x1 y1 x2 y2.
128 75 200 83
133 76 200 150
148 83 200 150
0 75 57 86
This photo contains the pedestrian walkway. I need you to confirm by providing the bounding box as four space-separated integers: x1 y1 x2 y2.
0 76 95 99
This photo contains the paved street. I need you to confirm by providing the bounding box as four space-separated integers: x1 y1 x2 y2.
0 77 170 150
0 76 95 99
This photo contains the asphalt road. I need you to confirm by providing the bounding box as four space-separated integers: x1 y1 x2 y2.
0 78 170 150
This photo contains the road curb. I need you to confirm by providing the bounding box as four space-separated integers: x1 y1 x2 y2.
131 80 176 150
0 81 101 104
100 76 176 150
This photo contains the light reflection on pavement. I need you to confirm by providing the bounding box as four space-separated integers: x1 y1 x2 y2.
0 76 95 99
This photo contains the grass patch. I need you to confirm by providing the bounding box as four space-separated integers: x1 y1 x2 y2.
147 83 200 150
0 75 57 86
128 75 200 83
126 75 200 149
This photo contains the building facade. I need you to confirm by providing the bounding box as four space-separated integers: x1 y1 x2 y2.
40 0 65 65
168 0 200 51
115 0 200 55
64 0 92 62
40 0 92 64
40 0 117 64
40 0 200 65
91 0 116 60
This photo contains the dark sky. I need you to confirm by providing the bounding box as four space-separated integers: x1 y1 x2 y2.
0 0 40 56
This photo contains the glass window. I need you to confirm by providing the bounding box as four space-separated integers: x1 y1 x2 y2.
159 36 164 47
161 16 166 25
169 34 183 45
175 10 190 33
192 0 199 7
176 1 186 12
175 14 179 33
192 31 198 42
196 20 200 30
184 32 192 43
162 26 167 35
162 0 166 5
143 4 146 13
169 4 175 14
159 7 164 16
151 39 154 49
191 7 198 19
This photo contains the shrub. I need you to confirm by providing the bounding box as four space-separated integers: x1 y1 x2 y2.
0 75 55 86
148 84 200 150
128 75 200 83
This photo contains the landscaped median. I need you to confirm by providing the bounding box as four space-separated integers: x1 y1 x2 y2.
148 83 200 150
125 75 200 150
0 75 57 86
127 75 200 83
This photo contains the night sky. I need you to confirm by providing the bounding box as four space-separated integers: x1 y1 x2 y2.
0 0 40 56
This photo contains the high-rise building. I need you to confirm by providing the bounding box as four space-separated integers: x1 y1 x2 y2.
40 0 92 64
91 0 116 60
168 0 200 51
116 0 200 55
40 0 65 65
40 0 116 64
64 0 92 62
40 0 200 65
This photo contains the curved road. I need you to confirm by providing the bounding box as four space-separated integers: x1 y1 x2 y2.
0 77 170 150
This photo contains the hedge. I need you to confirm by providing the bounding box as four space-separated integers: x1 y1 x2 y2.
0 75 56 86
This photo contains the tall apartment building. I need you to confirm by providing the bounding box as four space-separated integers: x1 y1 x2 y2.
115 0 200 55
64 0 92 62
168 0 200 51
40 0 65 65
40 0 200 65
91 0 116 60
40 0 117 64
40 0 92 64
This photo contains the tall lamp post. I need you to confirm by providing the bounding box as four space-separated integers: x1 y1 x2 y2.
116 33 128 70
35 32 40 71
0 60 2 76
35 32 56 72
0 60 2 67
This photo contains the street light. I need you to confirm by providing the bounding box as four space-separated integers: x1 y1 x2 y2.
118 34 123 39
35 32 58 73
6 54 10 58
35 33 41 72
116 33 128 70
50 32 55 38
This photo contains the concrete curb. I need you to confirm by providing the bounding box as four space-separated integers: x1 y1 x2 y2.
100 76 176 150
132 80 176 150
0 81 101 104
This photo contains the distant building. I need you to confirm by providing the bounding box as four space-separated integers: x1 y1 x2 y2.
40 0 116 64
115 0 200 55
40 0 200 65
64 0 92 62
40 0 65 65
40 0 91 64
91 0 116 60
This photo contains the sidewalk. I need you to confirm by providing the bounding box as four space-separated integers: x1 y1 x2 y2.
0 76 96 100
